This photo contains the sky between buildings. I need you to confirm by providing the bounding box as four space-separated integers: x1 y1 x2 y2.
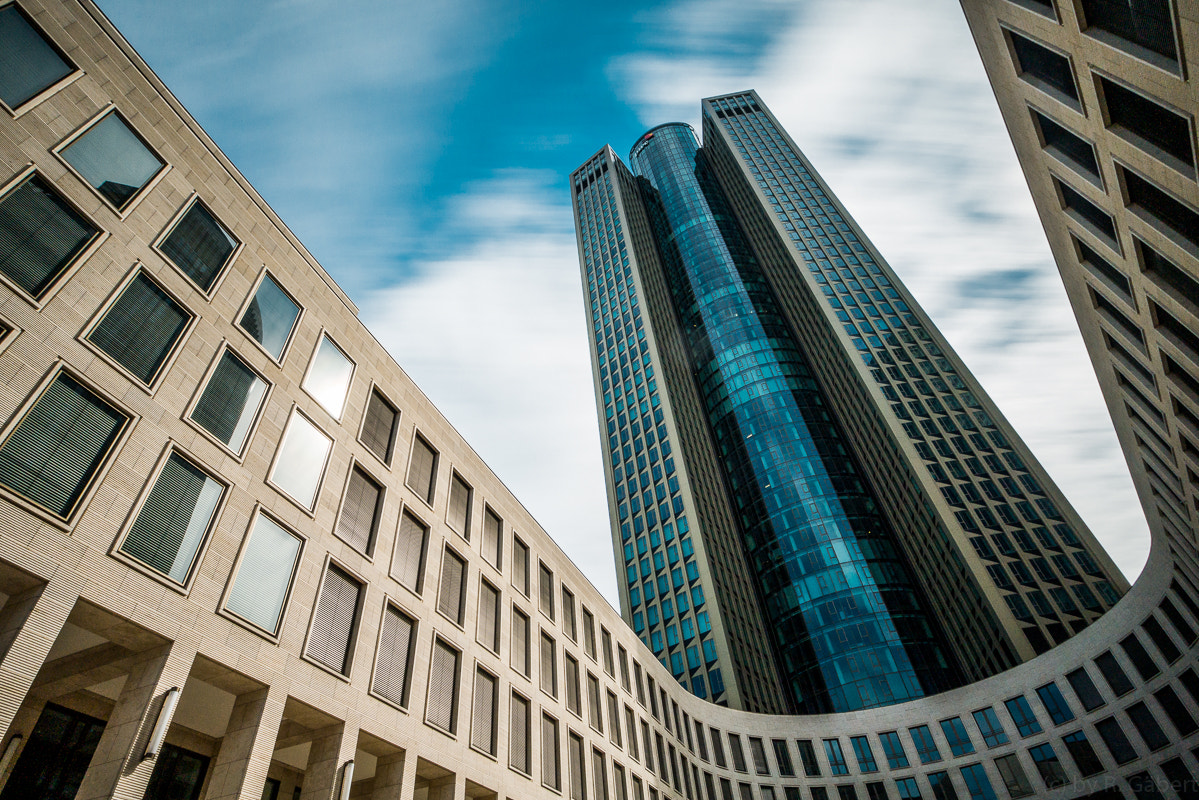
95 0 1150 608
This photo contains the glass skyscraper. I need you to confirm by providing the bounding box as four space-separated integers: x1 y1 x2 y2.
571 92 1129 714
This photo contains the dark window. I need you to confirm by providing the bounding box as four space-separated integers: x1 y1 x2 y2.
927 772 956 800
994 754 1033 798
360 389 399 465
160 201 238 292
939 718 974 756
1152 685 1198 734
971 708 1008 747
1095 650 1135 695
824 739 848 775
336 466 383 555
1009 30 1079 102
0 174 99 298
1029 743 1068 787
0 703 105 800
909 725 941 764
796 739 821 777
437 548 467 624
372 604 414 707
510 692 531 773
1142 615 1181 662
1080 0 1177 63
0 373 126 517
61 112 164 210
1159 758 1198 800
0 5 74 108
144 743 209 800
119 452 223 583
1034 111 1101 178
1062 731 1103 776
1066 667 1106 711
851 736 878 772
87 272 191 384
190 350 267 453
1004 696 1042 736
1035 683 1075 724
1123 168 1199 249
1119 632 1160 679
239 274 300 360
305 564 362 675
1095 716 1138 763
1138 237 1199 309
1058 180 1117 242
1099 76 1193 168
406 433 438 504
879 732 909 769
773 739 794 777
1126 701 1169 750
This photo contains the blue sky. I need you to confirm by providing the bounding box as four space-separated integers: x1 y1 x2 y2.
97 0 1149 606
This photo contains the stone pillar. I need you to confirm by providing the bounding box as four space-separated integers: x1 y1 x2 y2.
0 579 74 742
74 641 196 800
368 751 406 800
395 748 419 800
299 719 358 800
205 682 288 800
425 773 462 800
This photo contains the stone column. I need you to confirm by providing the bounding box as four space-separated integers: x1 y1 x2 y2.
368 751 406 800
0 578 74 742
205 682 288 800
299 719 358 800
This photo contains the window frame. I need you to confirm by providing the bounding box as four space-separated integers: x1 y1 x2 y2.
109 443 227 593
218 505 305 641
79 264 197 392
301 554 366 680
1052 171 1122 254
469 661 501 759
404 429 439 508
1002 25 1085 112
1093 69 1197 180
332 459 385 557
234 267 304 364
1076 0 1184 76
185 343 271 460
0 1 84 117
390 503 430 597
1028 103 1104 189
0 165 108 306
446 468 474 541
300 330 356 421
52 105 170 218
424 633 463 737
265 406 334 514
436 542 469 628
369 597 418 712
476 576 502 656
357 382 401 469
151 193 244 298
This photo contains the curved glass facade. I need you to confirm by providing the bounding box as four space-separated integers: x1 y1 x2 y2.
629 123 958 713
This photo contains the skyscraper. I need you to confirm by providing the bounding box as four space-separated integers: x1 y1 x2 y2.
571 92 1128 714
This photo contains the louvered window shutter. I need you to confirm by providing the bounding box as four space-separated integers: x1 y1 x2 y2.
569 733 586 800
437 550 465 623
190 351 266 452
471 669 497 754
160 201 236 292
120 452 222 582
448 473 471 537
361 390 398 463
372 605 413 707
392 511 427 592
540 565 554 618
592 749 608 800
478 581 499 652
0 373 126 517
513 539 529 594
426 640 459 732
607 693 621 745
407 435 436 503
87 272 190 384
0 175 98 298
542 715 561 789
337 467 381 554
540 634 556 696
225 514 301 633
588 675 602 731
566 656 580 714
512 609 530 674
510 693 530 773
483 507 502 567
305 564 361 674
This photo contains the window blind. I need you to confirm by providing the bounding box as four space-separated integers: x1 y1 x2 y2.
88 272 190 384
0 373 126 517
372 605 413 707
588 674 602 731
0 5 74 108
583 609 596 658
483 507 502 567
361 390 398 464
305 564 361 674
337 467 381 554
540 565 554 618
540 634 556 697
602 630 614 676
625 708 639 760
510 693 530 773
448 473 471 537
225 514 301 633
512 608 530 675
607 692 621 745
426 640 459 732
478 580 499 652
407 434 437 503
565 655 581 714
592 749 608 800
569 733 586 800
120 452 222 583
542 714 561 789
562 588 576 639
392 511 427 592
191 351 266 452
0 175 97 298
437 550 465 624
471 669 497 755
513 538 529 594
160 201 236 292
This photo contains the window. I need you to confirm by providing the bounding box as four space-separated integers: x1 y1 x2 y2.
1079 0 1177 66
543 714 562 790
1124 167 1199 251
540 632 557 697
0 4 75 109
190 350 268 454
1095 716 1137 763
995 755 1033 797
225 512 302 634
748 737 769 775
391 509 428 593
437 548 467 625
1032 110 1101 180
583 608 597 659
1028 743 1066 787
959 763 996 800
606 691 621 745
118 451 223 584
602 628 614 676
1057 178 1118 244
1098 76 1193 170
483 506 502 568
406 433 438 504
1126 701 1169 750
540 563 555 619
1004 696 1042 736
160 200 238 293
239 273 300 360
372 604 414 707
305 563 362 675
471 668 498 755
60 111 164 210
796 739 820 777
940 718 974 756
569 732 587 800
512 607 531 676
303 334 354 419
879 732 909 769
478 579 500 653
971 708 1007 748
0 173 99 299
1119 632 1160 680
513 536 530 595
909 726 941 764
823 739 848 776
1066 667 1106 711
896 777 921 800
446 471 473 538
588 673 603 731
773 740 794 776
1035 682 1074 724
591 748 608 800
426 638 460 733
627 708 640 760
1094 649 1134 695
336 465 382 554
563 587 578 640
565 654 581 715
851 736 877 772
1007 29 1079 104
730 734 748 772
360 389 399 465
1062 730 1103 776
86 271 191 384
269 411 332 510
0 372 127 518
510 692 531 773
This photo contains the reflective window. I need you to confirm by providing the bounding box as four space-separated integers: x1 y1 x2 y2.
879 731 909 769
1004 695 1043 736
87 271 191 384
823 739 848 776
960 763 997 800
0 174 99 298
160 201 238 292
190 350 268 453
0 5 73 108
940 718 974 756
1028 743 1067 787
270 413 331 509
225 513 302 633
239 274 300 360
1035 682 1075 724
971 708 1008 748
303 334 354 418
908 725 941 764
1008 30 1078 103
61 112 164 210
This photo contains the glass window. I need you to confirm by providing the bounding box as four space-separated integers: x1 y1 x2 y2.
336 466 382 555
909 725 941 764
1066 667 1105 711
1062 731 1103 776
190 350 268 453
239 274 300 360
971 708 1007 747
896 777 921 800
305 563 361 675
87 271 190 384
1095 716 1137 763
437 548 466 625
851 736 877 772
160 201 238 292
448 471 472 538
959 764 996 800
879 732 908 769
426 638 460 733
471 667 498 755
1008 30 1078 103
225 513 302 634
406 433 438 504
926 772 955 800
1035 683 1074 724
373 604 414 707
994 755 1032 798
360 389 399 465
0 4 74 108
1080 0 1177 63
939 718 974 756
0 372 127 517
269 412 331 510
61 112 164 210
119 451 223 583
0 174 99 298
823 739 848 775
303 334 354 418
1003 696 1042 736
1028 743 1067 788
